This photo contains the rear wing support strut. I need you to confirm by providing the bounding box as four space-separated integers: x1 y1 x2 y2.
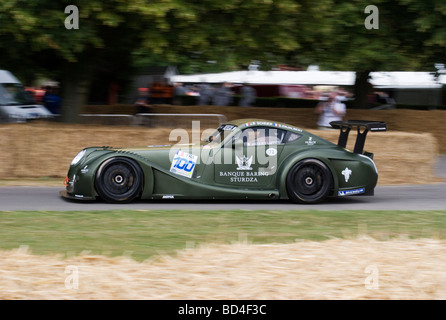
330 120 387 154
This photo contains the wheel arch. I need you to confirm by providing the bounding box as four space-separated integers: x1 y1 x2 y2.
92 155 154 202
277 151 340 199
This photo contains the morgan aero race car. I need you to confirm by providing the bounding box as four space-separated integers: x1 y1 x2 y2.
60 119 386 204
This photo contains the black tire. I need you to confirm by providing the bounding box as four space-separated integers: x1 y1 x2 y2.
95 157 143 203
286 159 333 204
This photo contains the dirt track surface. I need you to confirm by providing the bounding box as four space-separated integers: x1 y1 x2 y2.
2 237 446 300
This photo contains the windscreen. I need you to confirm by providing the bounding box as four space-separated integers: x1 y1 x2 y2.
0 83 35 105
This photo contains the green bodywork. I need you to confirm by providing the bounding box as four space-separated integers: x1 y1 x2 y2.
62 119 380 203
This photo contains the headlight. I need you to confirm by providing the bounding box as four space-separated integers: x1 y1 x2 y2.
71 149 86 166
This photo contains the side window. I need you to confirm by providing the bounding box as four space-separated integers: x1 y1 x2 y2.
233 127 288 147
283 131 302 143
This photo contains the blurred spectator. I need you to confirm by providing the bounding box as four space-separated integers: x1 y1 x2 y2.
198 83 213 105
25 87 45 103
43 86 51 101
43 86 61 114
172 82 187 105
238 84 256 107
185 85 200 96
335 88 352 102
134 87 150 113
212 82 233 106
314 91 346 129
368 91 395 106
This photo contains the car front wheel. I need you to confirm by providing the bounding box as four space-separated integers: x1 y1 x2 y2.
286 159 333 204
95 157 143 203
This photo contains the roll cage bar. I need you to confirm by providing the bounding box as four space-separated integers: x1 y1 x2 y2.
330 120 387 154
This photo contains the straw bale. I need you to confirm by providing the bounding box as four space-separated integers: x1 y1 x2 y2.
83 106 446 154
0 121 440 184
310 129 440 184
2 238 446 299
0 122 173 179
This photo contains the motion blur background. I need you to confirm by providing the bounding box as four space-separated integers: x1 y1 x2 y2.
0 0 445 122
1 0 446 301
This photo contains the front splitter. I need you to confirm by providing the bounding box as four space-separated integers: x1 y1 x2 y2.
59 190 96 201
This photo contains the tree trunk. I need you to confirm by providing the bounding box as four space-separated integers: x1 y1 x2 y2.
352 71 372 109
60 63 93 123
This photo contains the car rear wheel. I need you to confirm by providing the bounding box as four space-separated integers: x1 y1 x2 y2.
95 157 143 203
286 159 333 204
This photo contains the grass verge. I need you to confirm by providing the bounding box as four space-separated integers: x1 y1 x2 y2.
1 210 446 261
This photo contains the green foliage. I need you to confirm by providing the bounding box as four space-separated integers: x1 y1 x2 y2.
2 0 444 77
0 0 303 80
295 0 446 72
1 1 444 115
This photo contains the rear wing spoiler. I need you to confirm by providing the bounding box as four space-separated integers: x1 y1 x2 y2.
330 120 387 154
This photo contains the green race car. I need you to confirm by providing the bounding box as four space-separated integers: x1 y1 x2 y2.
60 119 386 204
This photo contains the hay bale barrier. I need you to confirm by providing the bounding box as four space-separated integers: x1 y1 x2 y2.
0 107 443 184
0 122 174 179
2 237 446 299
310 129 440 185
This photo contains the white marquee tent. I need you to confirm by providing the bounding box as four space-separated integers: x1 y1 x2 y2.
171 70 446 89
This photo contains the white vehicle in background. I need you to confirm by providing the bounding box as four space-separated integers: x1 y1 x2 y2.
0 70 53 123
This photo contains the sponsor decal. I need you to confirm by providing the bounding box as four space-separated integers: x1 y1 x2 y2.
243 121 302 132
266 148 277 156
162 195 175 199
338 188 365 196
279 124 303 132
221 124 237 131
342 167 352 182
170 150 198 178
305 137 316 145
219 170 269 183
236 155 253 170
